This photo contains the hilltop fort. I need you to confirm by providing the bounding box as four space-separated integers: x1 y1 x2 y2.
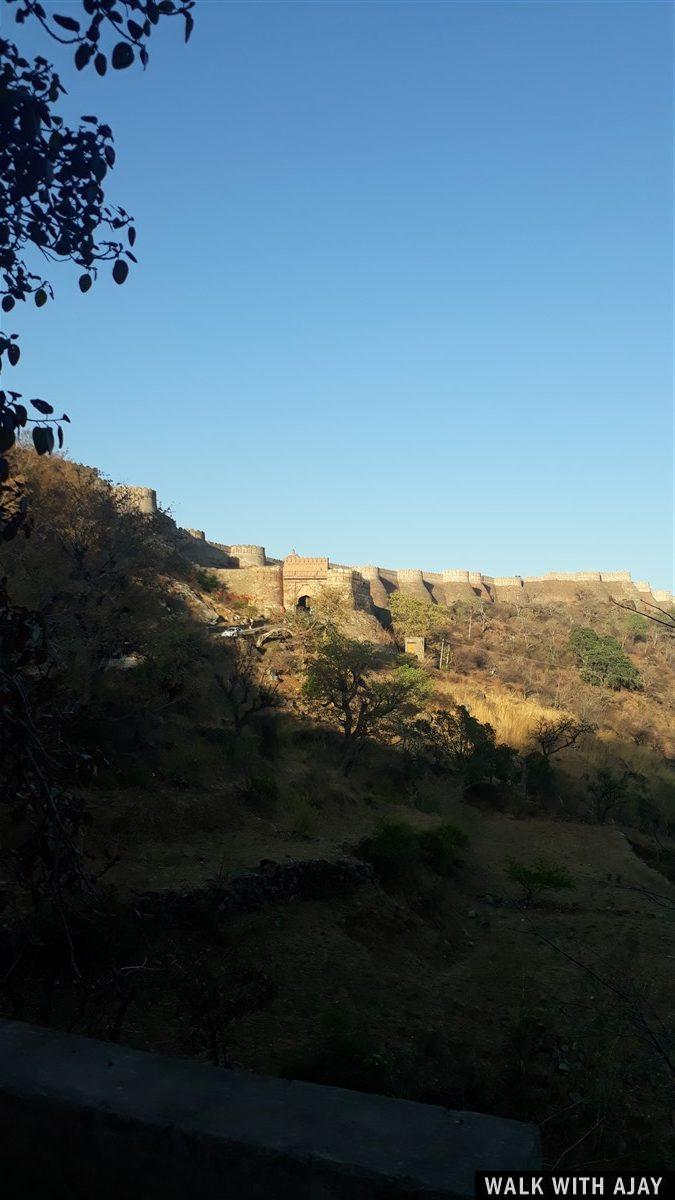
116 485 674 616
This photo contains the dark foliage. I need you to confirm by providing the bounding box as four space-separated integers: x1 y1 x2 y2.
1 0 195 534
10 0 195 77
409 704 519 789
0 32 137 309
0 576 96 971
569 626 642 691
358 818 468 882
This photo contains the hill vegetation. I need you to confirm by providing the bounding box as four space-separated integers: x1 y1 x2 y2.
1 450 673 1169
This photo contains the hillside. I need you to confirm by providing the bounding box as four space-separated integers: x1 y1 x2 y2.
1 452 673 1171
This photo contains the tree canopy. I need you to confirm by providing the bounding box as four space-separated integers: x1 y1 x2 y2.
568 626 642 691
388 591 452 641
1 0 194 536
302 631 429 755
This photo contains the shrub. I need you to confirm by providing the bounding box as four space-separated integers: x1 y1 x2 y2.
358 820 421 877
505 856 575 904
241 775 279 814
359 819 468 880
568 627 641 691
195 568 219 594
523 751 557 799
291 1005 392 1093
419 823 469 874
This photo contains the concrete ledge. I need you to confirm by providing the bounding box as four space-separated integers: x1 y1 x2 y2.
0 1020 540 1199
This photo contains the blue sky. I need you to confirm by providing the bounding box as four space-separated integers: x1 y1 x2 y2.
7 1 674 588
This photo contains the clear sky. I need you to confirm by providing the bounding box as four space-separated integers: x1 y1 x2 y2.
8 0 674 588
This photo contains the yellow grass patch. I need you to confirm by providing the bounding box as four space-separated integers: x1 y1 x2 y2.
434 680 563 751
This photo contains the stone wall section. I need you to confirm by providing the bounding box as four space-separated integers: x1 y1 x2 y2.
0 1019 541 1199
212 566 284 612
396 568 433 604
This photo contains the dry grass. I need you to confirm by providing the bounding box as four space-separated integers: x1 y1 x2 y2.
435 679 565 752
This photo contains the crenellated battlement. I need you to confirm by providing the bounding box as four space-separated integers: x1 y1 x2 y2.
123 482 673 616
113 485 157 516
229 544 266 567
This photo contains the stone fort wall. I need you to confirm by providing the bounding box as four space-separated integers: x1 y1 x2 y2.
118 486 674 615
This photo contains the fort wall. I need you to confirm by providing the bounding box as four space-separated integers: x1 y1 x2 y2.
212 566 284 613
120 482 670 619
396 568 432 604
356 567 390 611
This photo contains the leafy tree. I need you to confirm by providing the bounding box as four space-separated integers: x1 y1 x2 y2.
568 626 642 691
409 704 518 787
623 611 649 643
389 591 451 641
1 0 194 534
302 632 428 761
505 856 575 905
0 0 193 970
586 767 645 825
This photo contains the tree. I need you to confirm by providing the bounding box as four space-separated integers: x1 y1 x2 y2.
409 704 518 787
586 767 642 825
568 626 642 691
533 713 595 758
389 591 451 642
215 641 281 734
450 596 492 642
302 632 427 763
0 0 194 973
505 856 575 905
610 595 675 638
622 611 649 644
1 0 194 535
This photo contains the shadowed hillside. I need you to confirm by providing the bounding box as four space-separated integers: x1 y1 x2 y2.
1 452 673 1171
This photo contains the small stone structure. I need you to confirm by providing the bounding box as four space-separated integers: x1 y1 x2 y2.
404 636 426 662
0 1019 541 1199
